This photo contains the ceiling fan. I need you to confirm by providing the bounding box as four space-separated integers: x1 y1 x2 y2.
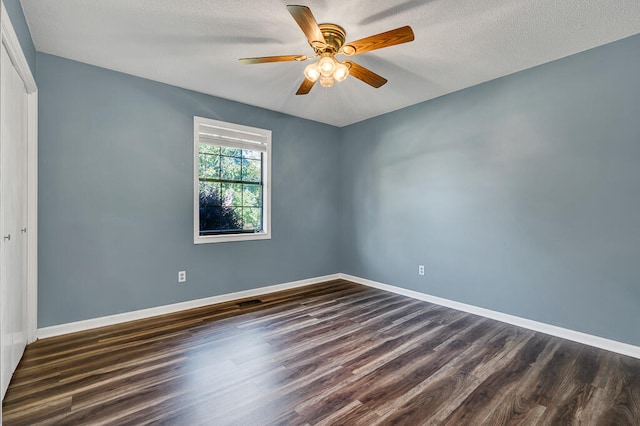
239 5 415 95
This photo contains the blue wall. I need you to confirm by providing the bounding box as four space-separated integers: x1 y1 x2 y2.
340 34 640 346
3 0 35 74
32 16 640 347
36 53 341 327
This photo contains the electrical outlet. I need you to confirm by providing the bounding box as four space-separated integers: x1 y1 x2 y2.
418 265 425 276
178 270 186 283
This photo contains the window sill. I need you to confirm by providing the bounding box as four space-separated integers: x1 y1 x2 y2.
194 231 271 244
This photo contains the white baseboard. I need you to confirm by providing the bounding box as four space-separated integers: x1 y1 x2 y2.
37 272 640 360
36 274 340 339
340 273 640 360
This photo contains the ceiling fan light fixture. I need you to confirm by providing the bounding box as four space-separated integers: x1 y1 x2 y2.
240 6 415 95
318 55 336 77
304 63 320 82
319 74 334 87
333 62 349 82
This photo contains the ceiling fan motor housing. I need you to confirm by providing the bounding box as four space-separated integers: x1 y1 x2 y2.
315 24 347 53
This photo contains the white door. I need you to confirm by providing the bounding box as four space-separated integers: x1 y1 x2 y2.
0 42 28 399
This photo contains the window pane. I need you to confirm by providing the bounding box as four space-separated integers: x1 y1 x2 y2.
242 149 261 160
198 153 220 179
199 206 223 232
218 206 243 231
243 184 262 207
242 158 262 182
221 155 242 181
221 183 243 206
199 183 221 207
221 147 242 157
242 208 261 230
199 144 220 155
199 206 244 234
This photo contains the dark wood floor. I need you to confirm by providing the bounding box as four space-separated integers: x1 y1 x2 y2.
3 280 640 425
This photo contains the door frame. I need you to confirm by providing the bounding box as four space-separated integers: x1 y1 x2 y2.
1 1 38 345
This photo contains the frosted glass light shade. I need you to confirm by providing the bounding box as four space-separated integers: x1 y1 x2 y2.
318 56 336 77
319 75 334 87
304 63 320 82
333 62 349 82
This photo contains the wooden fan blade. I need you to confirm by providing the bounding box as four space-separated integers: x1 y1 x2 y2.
239 55 307 64
344 61 387 88
287 5 326 48
296 77 316 95
342 26 414 56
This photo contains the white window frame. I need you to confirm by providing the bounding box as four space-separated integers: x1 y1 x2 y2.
193 116 271 244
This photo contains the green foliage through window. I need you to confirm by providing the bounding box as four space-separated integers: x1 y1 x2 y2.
198 145 263 235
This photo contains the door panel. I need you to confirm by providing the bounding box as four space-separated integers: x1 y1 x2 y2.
1 43 28 399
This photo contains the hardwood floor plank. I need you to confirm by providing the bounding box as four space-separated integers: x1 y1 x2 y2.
595 356 640 425
372 322 513 420
3 280 640 425
214 366 356 425
313 399 382 426
435 333 553 425
1 396 72 426
295 317 488 421
376 370 481 425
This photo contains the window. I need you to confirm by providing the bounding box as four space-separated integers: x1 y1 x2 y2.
194 117 271 244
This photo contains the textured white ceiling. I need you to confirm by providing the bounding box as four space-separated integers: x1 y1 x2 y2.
21 0 640 127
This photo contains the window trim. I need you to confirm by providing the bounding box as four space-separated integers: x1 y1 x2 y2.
193 116 271 244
